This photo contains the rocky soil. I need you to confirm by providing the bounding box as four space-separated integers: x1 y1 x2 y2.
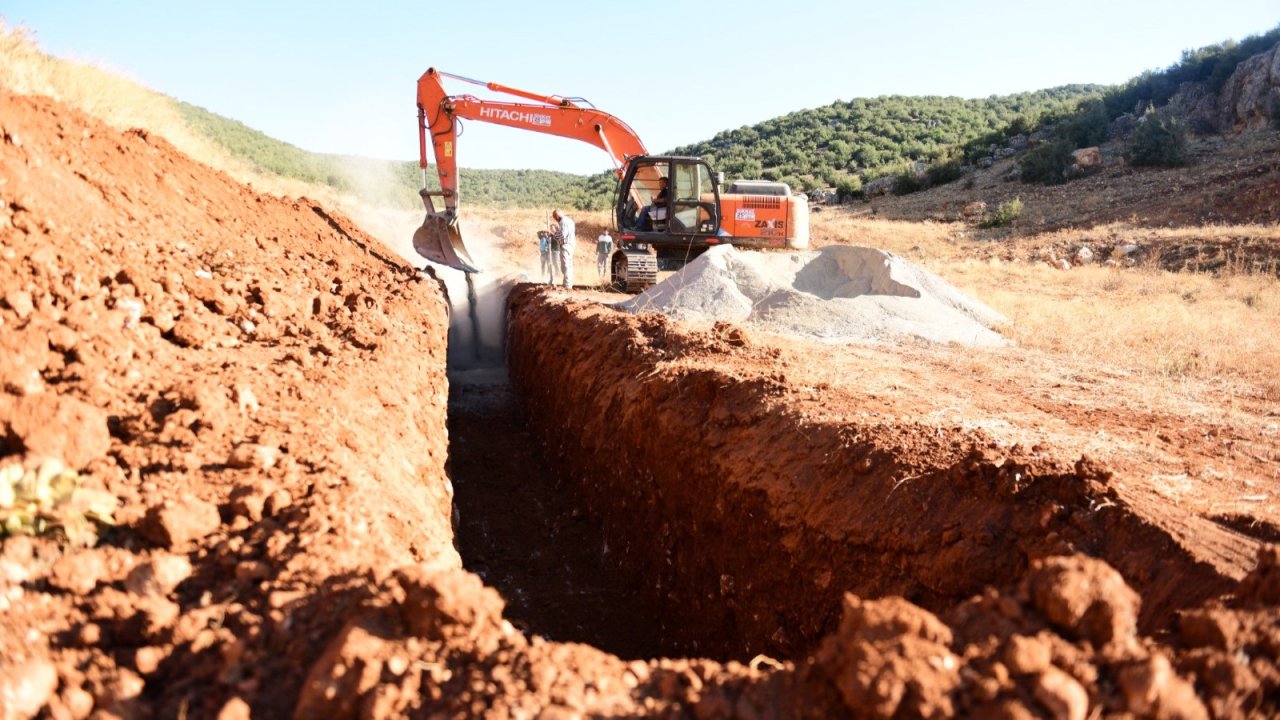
0 88 454 718
1 82 1278 719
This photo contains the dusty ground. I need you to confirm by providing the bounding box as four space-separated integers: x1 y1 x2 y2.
2 82 1279 720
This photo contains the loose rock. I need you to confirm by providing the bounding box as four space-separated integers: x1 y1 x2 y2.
1023 555 1140 650
1033 667 1088 720
0 657 58 719
124 553 192 596
227 442 279 470
48 550 106 595
139 497 221 547
4 290 34 319
7 395 111 469
1118 654 1209 720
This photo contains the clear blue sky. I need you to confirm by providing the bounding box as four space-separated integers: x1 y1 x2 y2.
4 1 1277 174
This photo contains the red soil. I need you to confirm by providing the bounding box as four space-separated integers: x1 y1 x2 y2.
1 84 1277 719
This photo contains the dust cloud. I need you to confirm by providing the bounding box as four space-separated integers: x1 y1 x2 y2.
352 200 533 369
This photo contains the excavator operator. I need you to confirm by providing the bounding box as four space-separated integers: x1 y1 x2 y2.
636 177 669 231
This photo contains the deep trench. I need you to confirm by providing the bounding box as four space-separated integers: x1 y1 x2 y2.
443 276 1248 667
447 365 668 659
442 276 798 663
440 270 679 658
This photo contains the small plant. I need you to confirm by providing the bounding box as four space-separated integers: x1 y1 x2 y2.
1271 95 1280 131
1126 112 1188 167
982 198 1023 228
1 458 118 545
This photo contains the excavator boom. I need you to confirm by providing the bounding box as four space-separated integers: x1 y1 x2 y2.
413 68 647 273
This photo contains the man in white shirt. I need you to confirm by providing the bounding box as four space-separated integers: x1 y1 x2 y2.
551 208 575 289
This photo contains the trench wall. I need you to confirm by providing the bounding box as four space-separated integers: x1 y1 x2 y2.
506 286 1255 661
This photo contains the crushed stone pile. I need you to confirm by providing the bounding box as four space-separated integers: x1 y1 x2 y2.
619 245 1009 346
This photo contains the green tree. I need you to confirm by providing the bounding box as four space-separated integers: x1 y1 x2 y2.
1020 141 1074 185
1126 113 1188 167
835 175 863 201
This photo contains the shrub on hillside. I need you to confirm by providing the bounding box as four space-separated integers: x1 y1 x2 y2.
927 149 965 187
892 170 924 196
981 198 1023 228
1007 113 1039 136
835 175 863 202
1019 141 1074 185
1272 96 1280 131
1059 99 1110 148
1126 113 1188 167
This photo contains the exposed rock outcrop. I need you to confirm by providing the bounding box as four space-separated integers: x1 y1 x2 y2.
1175 40 1280 133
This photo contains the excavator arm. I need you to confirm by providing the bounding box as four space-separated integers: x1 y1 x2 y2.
413 68 649 272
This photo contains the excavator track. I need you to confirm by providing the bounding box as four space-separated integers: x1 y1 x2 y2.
612 249 657 293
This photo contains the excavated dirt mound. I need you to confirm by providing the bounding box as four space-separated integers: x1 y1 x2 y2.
3 83 1279 719
0 88 456 717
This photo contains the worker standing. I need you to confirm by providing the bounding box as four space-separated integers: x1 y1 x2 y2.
596 230 613 280
537 228 557 284
551 208 574 289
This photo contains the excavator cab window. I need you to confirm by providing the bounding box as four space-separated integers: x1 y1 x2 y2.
624 161 669 230
671 160 719 235
618 158 719 235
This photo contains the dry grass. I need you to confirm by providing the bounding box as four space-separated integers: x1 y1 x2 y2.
810 212 1280 394
809 213 964 259
952 262 1280 385
0 21 360 210
1 22 238 172
1029 221 1280 247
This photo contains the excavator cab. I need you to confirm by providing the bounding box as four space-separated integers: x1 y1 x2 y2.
609 156 724 291
618 157 721 238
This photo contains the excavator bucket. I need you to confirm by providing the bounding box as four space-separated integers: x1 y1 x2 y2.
412 193 480 273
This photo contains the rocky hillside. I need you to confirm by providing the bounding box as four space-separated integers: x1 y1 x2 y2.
1173 39 1280 132
837 39 1280 251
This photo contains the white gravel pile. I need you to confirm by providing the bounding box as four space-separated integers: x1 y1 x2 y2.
619 245 1008 347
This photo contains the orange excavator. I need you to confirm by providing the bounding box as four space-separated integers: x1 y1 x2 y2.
413 68 809 291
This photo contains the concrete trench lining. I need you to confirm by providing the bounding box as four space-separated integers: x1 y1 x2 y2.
504 285 1257 662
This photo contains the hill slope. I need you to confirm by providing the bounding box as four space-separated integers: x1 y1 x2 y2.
177 87 1107 208
672 87 1104 190
176 101 607 210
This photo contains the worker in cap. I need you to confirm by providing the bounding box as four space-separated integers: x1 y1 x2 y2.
550 208 575 289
